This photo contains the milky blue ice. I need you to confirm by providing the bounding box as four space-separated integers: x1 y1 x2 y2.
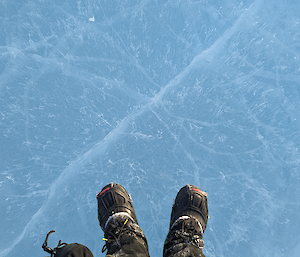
1 1 300 256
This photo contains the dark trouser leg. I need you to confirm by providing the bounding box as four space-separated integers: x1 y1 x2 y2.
164 243 205 257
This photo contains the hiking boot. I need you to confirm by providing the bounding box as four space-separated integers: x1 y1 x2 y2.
97 183 149 257
170 184 208 231
97 182 138 229
163 184 208 257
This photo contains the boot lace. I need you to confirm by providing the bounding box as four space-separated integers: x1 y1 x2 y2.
165 216 204 251
102 218 145 253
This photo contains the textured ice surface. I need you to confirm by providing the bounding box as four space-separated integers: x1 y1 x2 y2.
1 1 300 256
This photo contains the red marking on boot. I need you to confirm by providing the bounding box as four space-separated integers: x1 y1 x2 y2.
100 187 110 196
192 188 207 196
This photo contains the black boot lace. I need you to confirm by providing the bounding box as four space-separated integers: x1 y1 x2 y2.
165 217 204 252
101 218 146 254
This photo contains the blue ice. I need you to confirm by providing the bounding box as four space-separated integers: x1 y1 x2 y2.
1 1 300 256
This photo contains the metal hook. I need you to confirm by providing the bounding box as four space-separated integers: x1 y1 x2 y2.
42 230 56 256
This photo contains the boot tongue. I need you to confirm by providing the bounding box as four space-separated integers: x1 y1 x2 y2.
104 212 135 231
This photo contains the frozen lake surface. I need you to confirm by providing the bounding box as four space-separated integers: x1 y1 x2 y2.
1 1 300 256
